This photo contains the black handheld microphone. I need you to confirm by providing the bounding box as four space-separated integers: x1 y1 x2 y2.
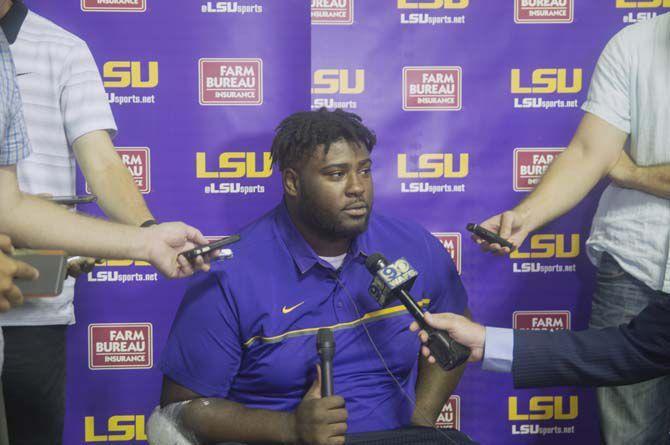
317 328 335 397
365 253 470 371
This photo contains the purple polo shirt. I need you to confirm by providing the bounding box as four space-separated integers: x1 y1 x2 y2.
159 203 467 433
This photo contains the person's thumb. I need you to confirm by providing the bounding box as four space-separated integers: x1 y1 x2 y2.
305 365 322 400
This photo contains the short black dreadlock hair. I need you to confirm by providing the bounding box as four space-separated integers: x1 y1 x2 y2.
270 108 377 171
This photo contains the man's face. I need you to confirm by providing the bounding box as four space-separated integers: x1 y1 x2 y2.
295 139 373 241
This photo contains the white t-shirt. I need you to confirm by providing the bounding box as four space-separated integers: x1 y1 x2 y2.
319 253 347 270
583 13 670 293
0 9 117 326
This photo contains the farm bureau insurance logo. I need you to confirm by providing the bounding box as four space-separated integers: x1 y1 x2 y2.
199 59 263 106
513 148 564 192
398 152 469 194
88 323 153 370
436 395 461 430
513 310 571 331
311 0 354 25
398 0 468 26
103 61 157 106
311 69 365 110
509 395 578 436
511 68 582 110
403 67 462 111
201 1 263 14
514 0 573 24
86 147 151 195
197 151 272 195
433 233 462 274
617 0 670 24
82 0 145 12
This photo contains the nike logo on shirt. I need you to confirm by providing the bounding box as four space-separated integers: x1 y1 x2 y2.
282 301 305 314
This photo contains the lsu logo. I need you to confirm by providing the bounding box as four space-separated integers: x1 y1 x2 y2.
515 0 573 24
509 396 579 421
85 148 151 194
398 0 469 8
88 323 153 370
311 0 354 25
513 310 571 330
398 154 469 178
511 69 582 94
435 395 461 430
616 0 670 6
103 62 158 89
199 58 263 106
196 152 273 179
403 66 462 111
312 69 365 95
513 148 564 191
82 0 146 12
432 233 462 274
511 234 581 259
84 415 147 442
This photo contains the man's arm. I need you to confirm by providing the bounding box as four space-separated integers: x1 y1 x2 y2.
411 303 670 389
158 373 347 445
73 130 154 225
513 299 670 388
411 308 470 426
0 165 207 277
477 113 628 253
609 151 670 199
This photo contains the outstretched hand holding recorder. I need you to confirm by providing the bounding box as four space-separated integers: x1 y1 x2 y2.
365 254 470 371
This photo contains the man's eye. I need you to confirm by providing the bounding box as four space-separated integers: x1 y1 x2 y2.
329 171 345 178
360 168 372 175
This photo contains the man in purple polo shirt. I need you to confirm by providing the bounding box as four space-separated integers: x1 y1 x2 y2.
154 109 472 444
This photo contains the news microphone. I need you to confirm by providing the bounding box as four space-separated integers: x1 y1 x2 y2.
317 328 335 397
365 253 470 371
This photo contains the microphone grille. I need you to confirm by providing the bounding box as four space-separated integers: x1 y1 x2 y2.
317 328 334 347
365 253 388 274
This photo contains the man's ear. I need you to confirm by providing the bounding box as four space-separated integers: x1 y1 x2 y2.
283 168 299 197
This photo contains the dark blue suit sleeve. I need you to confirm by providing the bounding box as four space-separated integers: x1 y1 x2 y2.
512 299 670 388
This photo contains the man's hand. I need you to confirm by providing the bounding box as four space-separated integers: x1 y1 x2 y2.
67 257 98 278
141 223 211 279
291 366 348 445
0 235 39 312
474 210 530 256
608 150 638 189
410 313 485 363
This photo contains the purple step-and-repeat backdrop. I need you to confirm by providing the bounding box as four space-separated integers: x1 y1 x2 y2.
26 1 668 444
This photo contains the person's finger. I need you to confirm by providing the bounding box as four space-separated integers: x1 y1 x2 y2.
328 436 345 445
0 235 13 255
13 260 39 280
176 255 195 277
321 395 345 409
326 408 348 424
328 421 348 435
419 331 428 343
0 297 10 313
4 283 24 307
67 262 82 278
498 212 514 239
304 365 322 400
185 225 208 246
409 321 419 332
428 356 436 364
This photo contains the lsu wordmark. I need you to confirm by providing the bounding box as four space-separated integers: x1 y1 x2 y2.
511 68 582 110
103 61 158 106
398 0 469 25
617 0 670 23
509 395 578 436
311 69 365 110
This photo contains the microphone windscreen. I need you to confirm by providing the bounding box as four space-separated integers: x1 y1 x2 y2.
365 253 388 274
317 328 334 348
